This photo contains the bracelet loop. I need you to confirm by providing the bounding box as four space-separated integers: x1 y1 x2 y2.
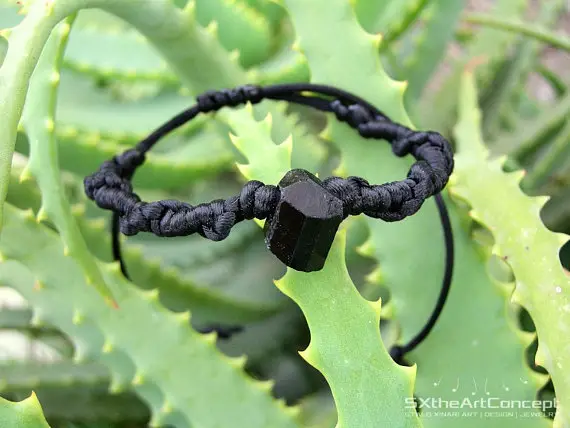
84 82 456 362
84 83 453 271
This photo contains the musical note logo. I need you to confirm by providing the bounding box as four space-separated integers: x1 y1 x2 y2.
484 378 490 396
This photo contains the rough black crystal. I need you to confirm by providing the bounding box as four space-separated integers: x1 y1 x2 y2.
264 169 344 272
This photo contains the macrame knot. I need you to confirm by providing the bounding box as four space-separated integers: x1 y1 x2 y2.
112 179 280 241
330 100 375 128
237 181 280 220
391 130 426 157
197 85 264 113
83 166 129 204
322 176 370 217
197 200 236 241
250 184 280 219
83 149 145 206
114 148 146 175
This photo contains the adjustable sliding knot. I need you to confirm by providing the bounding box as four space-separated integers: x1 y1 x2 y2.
197 84 264 113
84 149 145 210
330 99 377 128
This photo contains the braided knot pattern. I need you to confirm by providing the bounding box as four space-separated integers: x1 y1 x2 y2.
84 85 454 240
327 100 454 221
85 150 280 240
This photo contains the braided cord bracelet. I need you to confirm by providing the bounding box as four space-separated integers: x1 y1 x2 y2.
84 83 455 363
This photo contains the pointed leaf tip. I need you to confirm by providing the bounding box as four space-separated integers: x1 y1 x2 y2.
298 344 320 368
365 266 383 284
369 297 382 319
205 20 219 36
356 238 375 257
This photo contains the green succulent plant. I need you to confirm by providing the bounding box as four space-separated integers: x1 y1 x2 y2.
0 0 569 427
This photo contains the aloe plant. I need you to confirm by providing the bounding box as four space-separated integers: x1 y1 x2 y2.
0 393 50 427
0 1 569 427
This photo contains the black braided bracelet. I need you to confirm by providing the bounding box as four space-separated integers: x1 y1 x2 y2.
84 83 455 362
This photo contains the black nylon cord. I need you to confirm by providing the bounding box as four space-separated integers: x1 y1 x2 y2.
85 83 454 361
389 193 454 365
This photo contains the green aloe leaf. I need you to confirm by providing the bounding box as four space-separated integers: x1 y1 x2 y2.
375 0 433 46
0 0 324 239
0 393 50 428
22 16 116 304
0 0 77 236
15 123 234 191
2 1 565 427
65 10 177 83
28 385 148 425
480 0 565 139
228 7 421 425
352 0 392 34
194 0 273 67
522 120 570 192
537 64 567 99
403 0 466 105
282 3 550 428
452 69 570 427
0 204 301 428
297 391 337 428
495 92 570 159
278 233 419 427
80 211 288 323
465 14 570 52
283 0 437 346
408 198 549 428
56 131 233 191
0 3 23 29
5 164 284 324
254 43 310 85
55 71 201 142
423 0 529 131
0 361 109 392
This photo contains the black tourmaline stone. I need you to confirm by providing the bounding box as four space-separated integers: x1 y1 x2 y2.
264 169 344 272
